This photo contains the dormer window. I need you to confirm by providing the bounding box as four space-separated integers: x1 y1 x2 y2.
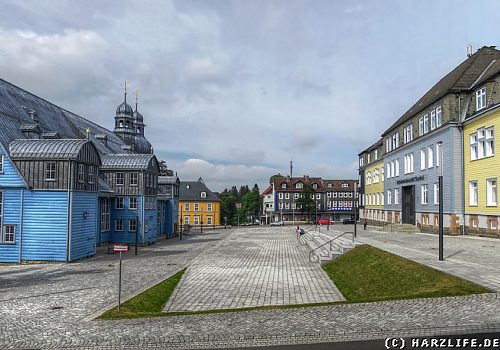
295 182 303 189
312 183 318 189
201 192 207 198
342 183 349 188
328 183 332 188
45 162 56 181
476 87 486 111
281 183 286 189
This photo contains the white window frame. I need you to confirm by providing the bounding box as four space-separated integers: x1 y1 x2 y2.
45 162 56 181
115 197 124 210
116 172 124 186
476 87 486 111
394 189 399 205
433 183 439 205
88 166 94 184
387 190 392 205
469 181 478 206
115 219 123 232
184 203 190 211
279 193 283 199
206 216 213 225
419 117 424 136
100 198 110 232
427 146 434 168
421 185 428 205
486 127 494 157
184 216 190 224
78 164 85 183
2 225 15 243
285 193 289 199
194 203 199 212
430 110 436 130
423 114 429 134
207 203 212 212
436 106 442 127
420 149 426 170
129 197 137 210
130 173 138 186
395 159 399 177
0 155 3 174
470 133 478 160
436 143 442 167
487 178 497 207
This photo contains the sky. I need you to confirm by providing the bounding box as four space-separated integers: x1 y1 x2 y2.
0 0 499 192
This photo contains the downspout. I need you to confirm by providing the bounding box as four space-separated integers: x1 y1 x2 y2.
66 162 73 262
458 96 470 235
142 171 145 244
18 189 24 263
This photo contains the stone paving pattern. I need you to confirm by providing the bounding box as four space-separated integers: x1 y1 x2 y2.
165 227 344 311
0 226 499 349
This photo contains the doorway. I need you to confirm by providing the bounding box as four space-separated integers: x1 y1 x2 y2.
402 185 415 225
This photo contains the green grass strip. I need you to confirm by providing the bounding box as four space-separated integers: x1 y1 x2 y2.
322 245 491 303
100 268 186 320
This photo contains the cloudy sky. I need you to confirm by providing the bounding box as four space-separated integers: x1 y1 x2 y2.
0 0 499 191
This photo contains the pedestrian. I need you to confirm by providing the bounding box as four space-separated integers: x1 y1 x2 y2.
363 219 367 230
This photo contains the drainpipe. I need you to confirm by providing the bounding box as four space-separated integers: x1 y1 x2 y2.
18 189 24 263
67 162 73 262
458 96 469 235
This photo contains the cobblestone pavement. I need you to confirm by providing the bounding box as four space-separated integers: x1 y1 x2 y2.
165 227 344 311
345 226 500 292
1 226 500 350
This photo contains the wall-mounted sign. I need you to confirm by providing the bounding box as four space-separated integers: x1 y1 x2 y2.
396 175 425 185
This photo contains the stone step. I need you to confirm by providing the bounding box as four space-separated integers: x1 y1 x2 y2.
377 223 421 233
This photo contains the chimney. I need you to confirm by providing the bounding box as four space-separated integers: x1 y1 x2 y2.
467 44 473 58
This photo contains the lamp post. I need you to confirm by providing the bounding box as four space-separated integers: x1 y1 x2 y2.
438 141 444 261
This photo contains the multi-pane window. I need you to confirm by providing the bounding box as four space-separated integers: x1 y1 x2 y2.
430 110 436 130
387 190 392 205
420 149 426 170
419 117 424 136
194 203 199 211
184 216 190 224
394 189 399 205
296 182 303 189
366 172 371 185
427 146 434 168
423 115 429 134
316 193 321 199
129 218 137 232
404 154 414 174
184 203 189 211
207 203 212 212
381 168 384 182
469 181 478 206
487 179 497 206
285 203 290 209
374 169 379 183
374 150 378 160
78 164 85 182
207 216 212 225
116 172 124 185
88 166 94 184
395 159 399 176
471 127 494 160
115 197 124 209
359 157 364 167
129 197 137 210
436 106 442 127
285 193 289 199
278 202 283 209
46 162 56 180
434 183 439 205
404 124 413 144
421 185 428 205
0 154 3 173
201 192 207 198
386 163 391 179
130 173 138 186
100 198 110 232
2 225 15 243
476 87 486 111
115 219 123 232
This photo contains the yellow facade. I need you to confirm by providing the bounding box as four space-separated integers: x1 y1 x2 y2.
178 201 221 226
364 160 385 209
464 108 500 215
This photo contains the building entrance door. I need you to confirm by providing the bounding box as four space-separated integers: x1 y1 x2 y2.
402 186 415 225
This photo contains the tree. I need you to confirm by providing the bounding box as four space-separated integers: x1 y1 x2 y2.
241 189 260 223
220 192 237 225
238 185 250 199
295 183 316 222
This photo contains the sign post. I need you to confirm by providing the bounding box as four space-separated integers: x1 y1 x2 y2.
113 244 129 310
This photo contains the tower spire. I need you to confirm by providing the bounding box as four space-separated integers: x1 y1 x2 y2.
122 80 129 103
135 90 139 111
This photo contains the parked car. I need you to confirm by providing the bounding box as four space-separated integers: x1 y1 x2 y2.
317 219 333 225
270 221 284 226
342 218 355 224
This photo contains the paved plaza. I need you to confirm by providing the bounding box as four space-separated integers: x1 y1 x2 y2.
0 226 499 349
165 227 344 311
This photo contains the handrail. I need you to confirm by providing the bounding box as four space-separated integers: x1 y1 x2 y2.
309 231 355 262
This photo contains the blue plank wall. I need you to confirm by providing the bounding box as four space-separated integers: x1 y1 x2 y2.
70 191 98 261
0 190 22 262
21 191 68 261
0 149 27 262
110 196 142 244
144 205 158 244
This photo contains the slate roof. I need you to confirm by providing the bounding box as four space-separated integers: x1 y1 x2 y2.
158 175 180 185
273 176 324 192
9 139 90 160
322 179 358 192
179 180 220 202
100 153 158 170
382 46 500 136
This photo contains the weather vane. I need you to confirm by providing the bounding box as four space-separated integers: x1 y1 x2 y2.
121 80 130 102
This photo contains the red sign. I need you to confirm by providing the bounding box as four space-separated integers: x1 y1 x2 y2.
113 244 129 252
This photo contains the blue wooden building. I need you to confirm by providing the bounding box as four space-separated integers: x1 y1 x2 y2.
0 78 178 262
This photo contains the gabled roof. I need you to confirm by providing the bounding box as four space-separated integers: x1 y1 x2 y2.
100 153 158 171
9 139 91 160
260 185 273 196
158 175 180 185
323 179 358 192
382 46 500 136
272 176 324 191
179 180 220 202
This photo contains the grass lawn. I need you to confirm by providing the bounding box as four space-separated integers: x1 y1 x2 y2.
100 268 186 320
322 245 491 303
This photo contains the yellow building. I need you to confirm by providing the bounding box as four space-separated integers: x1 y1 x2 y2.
464 106 500 235
363 159 385 222
178 178 221 227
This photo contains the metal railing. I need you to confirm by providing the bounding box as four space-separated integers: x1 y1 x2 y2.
296 226 321 245
309 231 355 262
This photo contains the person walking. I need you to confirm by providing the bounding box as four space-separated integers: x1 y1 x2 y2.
363 219 368 230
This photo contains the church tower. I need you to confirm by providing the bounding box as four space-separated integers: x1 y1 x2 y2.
114 81 135 148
